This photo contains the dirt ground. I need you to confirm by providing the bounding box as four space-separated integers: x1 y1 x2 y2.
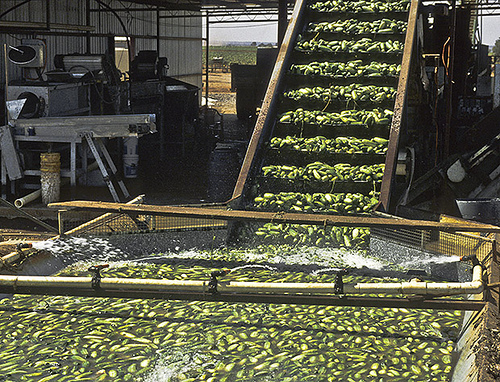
205 72 237 114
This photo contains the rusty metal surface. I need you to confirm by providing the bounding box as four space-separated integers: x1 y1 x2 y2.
49 201 500 232
379 0 420 212
231 0 307 204
0 285 485 311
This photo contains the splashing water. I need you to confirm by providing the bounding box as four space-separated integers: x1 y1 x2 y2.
31 236 130 264
399 254 461 269
231 264 278 272
142 349 210 382
310 267 345 276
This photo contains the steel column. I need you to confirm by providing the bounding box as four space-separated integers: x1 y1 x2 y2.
278 0 288 46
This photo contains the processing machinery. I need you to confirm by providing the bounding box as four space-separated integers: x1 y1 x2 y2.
227 0 500 242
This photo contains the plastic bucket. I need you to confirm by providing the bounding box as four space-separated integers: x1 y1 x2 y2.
123 136 139 156
123 154 139 178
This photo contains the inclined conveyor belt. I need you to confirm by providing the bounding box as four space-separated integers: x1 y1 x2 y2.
229 0 420 246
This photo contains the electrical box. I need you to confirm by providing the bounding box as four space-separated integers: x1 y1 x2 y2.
7 83 89 119
7 40 45 68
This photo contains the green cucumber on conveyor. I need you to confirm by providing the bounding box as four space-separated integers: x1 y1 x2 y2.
230 0 414 249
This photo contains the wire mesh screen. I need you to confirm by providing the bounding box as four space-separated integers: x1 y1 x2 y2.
371 227 495 263
59 206 227 236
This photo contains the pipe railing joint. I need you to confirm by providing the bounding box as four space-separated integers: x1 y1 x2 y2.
334 268 348 294
208 269 230 295
88 264 109 290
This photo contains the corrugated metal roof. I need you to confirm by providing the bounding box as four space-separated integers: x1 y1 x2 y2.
124 0 282 10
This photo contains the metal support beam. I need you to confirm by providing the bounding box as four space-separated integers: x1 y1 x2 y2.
378 0 420 212
278 0 288 46
232 0 307 201
205 12 209 106
0 286 484 311
83 134 120 203
444 0 457 159
48 201 500 233
95 138 130 199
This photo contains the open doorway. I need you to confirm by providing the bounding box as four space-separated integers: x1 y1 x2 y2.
114 36 130 79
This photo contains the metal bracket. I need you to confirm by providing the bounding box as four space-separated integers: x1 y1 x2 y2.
88 264 109 289
334 269 349 294
208 269 231 295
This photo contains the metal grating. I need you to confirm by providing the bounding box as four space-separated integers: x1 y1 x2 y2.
372 227 495 262
59 205 227 236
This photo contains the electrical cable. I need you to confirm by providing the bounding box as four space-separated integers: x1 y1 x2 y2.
0 0 32 19
93 0 132 70
441 37 450 77
69 65 121 105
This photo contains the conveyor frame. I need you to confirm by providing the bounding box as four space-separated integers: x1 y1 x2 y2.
231 0 421 215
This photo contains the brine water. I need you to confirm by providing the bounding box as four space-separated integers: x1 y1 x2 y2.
0 237 463 382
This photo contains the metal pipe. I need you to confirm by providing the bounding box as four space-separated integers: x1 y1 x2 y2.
14 190 41 208
205 11 209 106
347 265 483 296
0 197 58 233
14 162 100 208
0 194 144 270
0 265 483 297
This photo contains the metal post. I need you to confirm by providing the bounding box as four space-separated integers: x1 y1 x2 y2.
58 210 65 236
443 0 457 159
4 44 9 125
494 64 500 109
278 0 288 47
86 0 91 54
45 0 51 30
156 7 161 55
205 11 209 106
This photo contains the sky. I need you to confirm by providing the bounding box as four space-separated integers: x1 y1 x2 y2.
479 15 500 46
205 15 500 47
208 21 278 45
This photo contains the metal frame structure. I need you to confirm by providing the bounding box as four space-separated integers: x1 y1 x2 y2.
231 0 306 202
1 114 156 201
378 0 420 212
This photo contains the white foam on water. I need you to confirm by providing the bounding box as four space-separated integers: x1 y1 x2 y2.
31 236 129 263
399 254 460 268
142 349 211 382
129 246 386 271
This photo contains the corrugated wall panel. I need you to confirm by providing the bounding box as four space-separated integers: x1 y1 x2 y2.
1 1 202 92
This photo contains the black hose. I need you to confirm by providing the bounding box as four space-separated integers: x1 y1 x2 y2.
93 0 132 70
0 0 32 20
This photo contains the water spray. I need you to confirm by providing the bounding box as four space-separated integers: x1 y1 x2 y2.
459 254 480 267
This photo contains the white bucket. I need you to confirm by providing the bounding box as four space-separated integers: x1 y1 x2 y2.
123 136 139 156
123 154 139 178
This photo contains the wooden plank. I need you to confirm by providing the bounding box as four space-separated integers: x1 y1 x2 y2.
48 201 500 232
